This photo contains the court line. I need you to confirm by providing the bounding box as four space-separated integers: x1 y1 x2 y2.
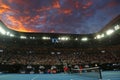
31 75 39 80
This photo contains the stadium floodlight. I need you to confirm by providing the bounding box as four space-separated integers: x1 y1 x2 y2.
95 34 104 39
42 36 50 40
75 38 78 40
114 25 120 30
96 35 101 39
30 36 35 39
10 34 15 37
58 36 69 41
81 37 88 41
32 37 35 39
106 29 114 35
20 36 27 39
6 31 10 35
0 27 6 35
101 34 105 38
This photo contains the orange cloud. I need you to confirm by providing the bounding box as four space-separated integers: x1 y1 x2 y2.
59 8 72 15
19 16 31 25
0 2 20 15
0 4 10 9
6 15 35 32
8 0 27 6
19 14 46 27
7 0 15 3
52 0 61 8
23 10 30 15
36 7 51 13
34 15 40 21
0 3 10 14
83 1 93 9
74 1 82 9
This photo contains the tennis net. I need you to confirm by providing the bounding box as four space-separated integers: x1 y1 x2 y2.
71 67 102 80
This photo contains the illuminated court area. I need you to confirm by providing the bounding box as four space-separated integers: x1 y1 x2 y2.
0 71 119 80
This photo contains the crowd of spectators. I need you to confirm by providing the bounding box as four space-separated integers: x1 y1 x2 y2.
0 49 119 66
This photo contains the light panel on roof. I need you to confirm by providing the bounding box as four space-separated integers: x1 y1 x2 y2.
42 36 50 40
10 34 15 37
58 37 69 41
81 37 88 41
20 36 27 39
0 26 6 35
114 25 120 30
106 29 114 35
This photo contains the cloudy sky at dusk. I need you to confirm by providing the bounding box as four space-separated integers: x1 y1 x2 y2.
0 0 120 34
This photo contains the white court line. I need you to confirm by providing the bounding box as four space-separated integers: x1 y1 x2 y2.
31 75 39 80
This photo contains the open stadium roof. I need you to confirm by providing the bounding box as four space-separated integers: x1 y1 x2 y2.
0 14 120 44
0 0 120 34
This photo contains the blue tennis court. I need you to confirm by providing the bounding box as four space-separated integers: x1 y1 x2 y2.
0 71 119 80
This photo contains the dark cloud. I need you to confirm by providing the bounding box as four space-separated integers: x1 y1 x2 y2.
0 0 120 34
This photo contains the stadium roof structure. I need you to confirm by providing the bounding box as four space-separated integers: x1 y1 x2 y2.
0 15 120 36
0 15 120 51
99 15 120 33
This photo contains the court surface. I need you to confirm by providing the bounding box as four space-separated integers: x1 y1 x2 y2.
0 71 119 80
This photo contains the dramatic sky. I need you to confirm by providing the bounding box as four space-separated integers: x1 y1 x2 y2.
0 0 120 34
